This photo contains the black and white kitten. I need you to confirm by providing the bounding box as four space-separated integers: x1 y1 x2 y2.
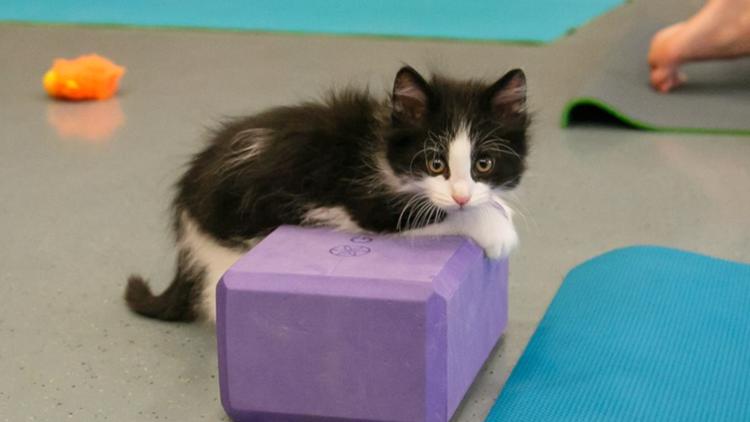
125 66 529 322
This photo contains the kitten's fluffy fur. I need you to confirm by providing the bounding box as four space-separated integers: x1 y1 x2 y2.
125 66 530 322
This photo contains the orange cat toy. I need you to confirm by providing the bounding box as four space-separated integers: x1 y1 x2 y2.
43 54 125 101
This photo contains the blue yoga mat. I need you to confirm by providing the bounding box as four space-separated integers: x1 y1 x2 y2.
0 0 625 43
487 246 750 421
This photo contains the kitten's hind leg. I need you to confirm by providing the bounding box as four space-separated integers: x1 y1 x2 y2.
177 212 249 322
125 249 206 322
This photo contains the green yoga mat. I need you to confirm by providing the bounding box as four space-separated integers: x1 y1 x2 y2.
486 246 750 421
0 0 625 44
563 0 750 135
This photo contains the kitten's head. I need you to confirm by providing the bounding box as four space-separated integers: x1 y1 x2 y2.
383 66 529 215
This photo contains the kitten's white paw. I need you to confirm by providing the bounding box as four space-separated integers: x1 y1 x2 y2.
406 204 519 259
476 222 518 260
454 205 518 259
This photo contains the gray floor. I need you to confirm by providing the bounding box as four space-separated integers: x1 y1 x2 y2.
1 0 749 420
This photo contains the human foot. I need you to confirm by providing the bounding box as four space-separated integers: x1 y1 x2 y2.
648 0 750 92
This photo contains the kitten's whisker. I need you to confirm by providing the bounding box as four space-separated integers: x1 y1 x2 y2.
409 144 442 174
406 197 427 231
422 203 438 229
411 200 432 231
490 198 513 220
429 192 454 204
474 126 505 142
428 204 442 227
492 183 535 230
419 201 438 230
405 202 421 232
477 143 522 159
421 205 433 229
493 191 537 232
397 194 424 232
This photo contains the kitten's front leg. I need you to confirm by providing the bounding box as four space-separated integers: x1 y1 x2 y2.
407 204 517 259
473 208 518 259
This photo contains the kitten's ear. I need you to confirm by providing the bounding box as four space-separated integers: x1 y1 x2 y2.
392 66 431 125
486 69 527 119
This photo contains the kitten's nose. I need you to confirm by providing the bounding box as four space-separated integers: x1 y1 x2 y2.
452 194 470 207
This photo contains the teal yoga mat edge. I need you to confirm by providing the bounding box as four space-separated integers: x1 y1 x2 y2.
562 96 750 136
484 245 642 422
0 0 632 46
0 19 545 46
485 244 750 422
556 0 632 42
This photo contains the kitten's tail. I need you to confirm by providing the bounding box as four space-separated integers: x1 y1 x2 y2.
124 274 198 322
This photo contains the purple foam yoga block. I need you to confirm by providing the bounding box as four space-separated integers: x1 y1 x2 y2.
216 225 508 422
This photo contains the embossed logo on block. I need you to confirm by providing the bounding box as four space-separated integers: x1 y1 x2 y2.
350 236 373 244
329 245 371 257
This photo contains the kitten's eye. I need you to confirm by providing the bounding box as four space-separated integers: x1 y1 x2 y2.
427 158 446 175
475 157 494 174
